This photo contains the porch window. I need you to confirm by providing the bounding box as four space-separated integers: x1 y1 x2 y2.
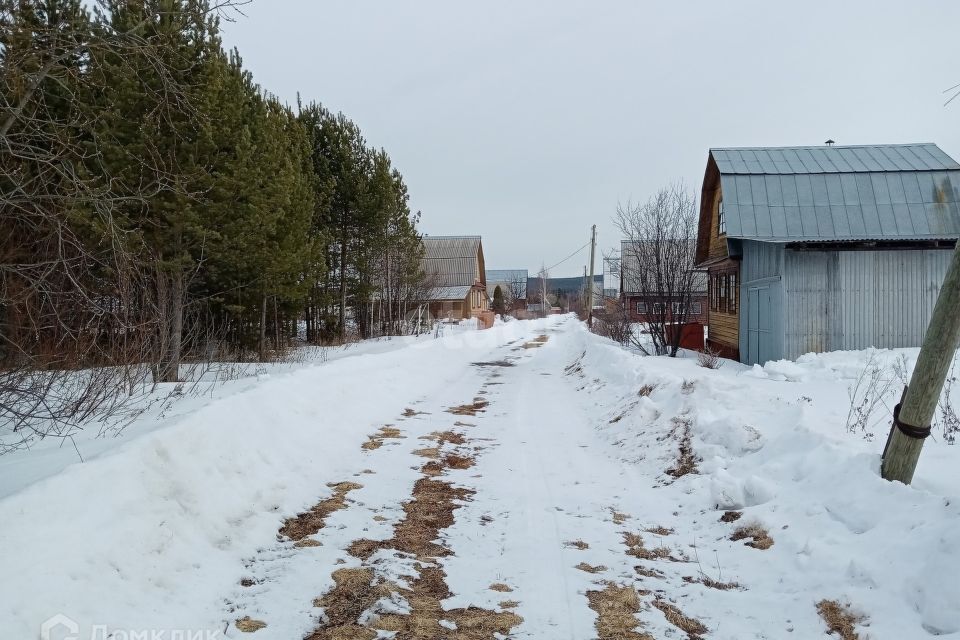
718 198 726 235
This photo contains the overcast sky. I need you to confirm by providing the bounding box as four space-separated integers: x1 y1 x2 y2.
220 1 960 277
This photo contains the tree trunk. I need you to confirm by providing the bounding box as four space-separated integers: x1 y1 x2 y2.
158 270 184 383
339 234 347 341
258 294 268 361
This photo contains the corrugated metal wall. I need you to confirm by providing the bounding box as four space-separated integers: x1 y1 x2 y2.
782 248 952 359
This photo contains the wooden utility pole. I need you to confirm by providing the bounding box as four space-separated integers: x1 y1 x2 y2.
587 225 597 328
881 243 960 484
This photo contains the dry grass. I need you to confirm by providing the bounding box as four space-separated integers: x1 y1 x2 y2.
720 510 742 523
362 426 404 450
611 509 631 525
623 532 674 561
652 598 708 639
413 447 440 459
816 600 865 640
489 582 513 593
279 481 363 541
402 407 426 417
634 565 665 579
638 384 657 397
421 430 467 445
444 453 475 469
447 398 490 416
239 577 257 587
645 526 674 536
564 539 590 550
586 583 654 640
681 379 696 394
682 575 742 590
731 524 774 550
235 616 267 632
472 360 515 367
521 334 550 349
499 600 520 609
575 562 608 574
666 417 698 479
294 538 322 548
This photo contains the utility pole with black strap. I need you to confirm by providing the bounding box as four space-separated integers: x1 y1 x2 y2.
881 242 960 484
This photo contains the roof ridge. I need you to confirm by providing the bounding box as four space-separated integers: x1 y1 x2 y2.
710 143 937 152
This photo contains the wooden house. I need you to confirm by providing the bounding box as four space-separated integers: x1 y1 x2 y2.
421 235 490 320
695 143 960 365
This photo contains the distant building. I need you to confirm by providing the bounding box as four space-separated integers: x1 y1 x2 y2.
485 269 528 309
695 143 960 364
620 240 708 325
421 236 490 320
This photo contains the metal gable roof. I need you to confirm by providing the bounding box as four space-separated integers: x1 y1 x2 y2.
422 235 483 288
712 144 960 175
710 144 960 242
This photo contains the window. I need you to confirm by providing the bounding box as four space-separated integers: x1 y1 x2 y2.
691 302 702 316
652 302 665 314
728 274 738 313
717 198 726 236
671 302 686 315
636 302 647 314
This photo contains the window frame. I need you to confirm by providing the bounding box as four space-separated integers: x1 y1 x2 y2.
718 197 726 236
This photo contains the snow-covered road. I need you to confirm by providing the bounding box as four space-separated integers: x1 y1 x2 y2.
4 316 959 639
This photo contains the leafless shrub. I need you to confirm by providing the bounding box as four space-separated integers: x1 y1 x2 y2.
591 301 633 346
845 351 897 441
938 361 960 444
696 346 721 370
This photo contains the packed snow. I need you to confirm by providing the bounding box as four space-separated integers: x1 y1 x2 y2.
2 316 958 639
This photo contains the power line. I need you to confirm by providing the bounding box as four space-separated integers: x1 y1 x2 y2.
542 241 590 273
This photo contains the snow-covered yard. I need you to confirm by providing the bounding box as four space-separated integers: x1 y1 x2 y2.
2 316 958 639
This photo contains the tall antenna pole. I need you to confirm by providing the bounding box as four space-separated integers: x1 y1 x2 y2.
587 225 597 328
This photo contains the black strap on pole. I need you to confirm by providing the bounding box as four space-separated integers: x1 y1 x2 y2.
891 400 932 440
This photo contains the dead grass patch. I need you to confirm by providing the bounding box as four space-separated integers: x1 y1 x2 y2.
731 524 774 550
565 539 590 550
586 583 654 640
444 453 475 470
666 417 698 479
235 617 267 632
634 565 665 579
294 538 322 548
720 510 742 523
447 398 489 416
308 435 522 640
239 577 258 587
611 509 631 525
499 600 519 609
652 598 708 639
279 481 362 541
413 447 440 459
645 526 674 536
816 599 865 640
362 426 404 451
402 408 426 417
575 562 608 574
472 360 515 367
638 384 657 397
489 582 513 592
682 575 742 590
623 532 675 561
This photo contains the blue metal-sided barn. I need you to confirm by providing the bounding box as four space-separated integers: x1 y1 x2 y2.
695 143 960 365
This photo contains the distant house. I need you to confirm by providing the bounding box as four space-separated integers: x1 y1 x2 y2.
695 143 960 365
421 235 490 320
485 269 528 309
620 240 707 324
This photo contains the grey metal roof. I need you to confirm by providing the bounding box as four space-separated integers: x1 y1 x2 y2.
425 285 473 301
422 235 484 288
711 144 960 242
712 144 959 175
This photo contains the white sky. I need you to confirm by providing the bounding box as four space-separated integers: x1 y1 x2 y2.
220 0 960 277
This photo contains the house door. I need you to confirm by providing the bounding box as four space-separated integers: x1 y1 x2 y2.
746 285 773 365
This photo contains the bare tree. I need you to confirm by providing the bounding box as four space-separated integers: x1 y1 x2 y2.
535 265 550 318
615 185 702 357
